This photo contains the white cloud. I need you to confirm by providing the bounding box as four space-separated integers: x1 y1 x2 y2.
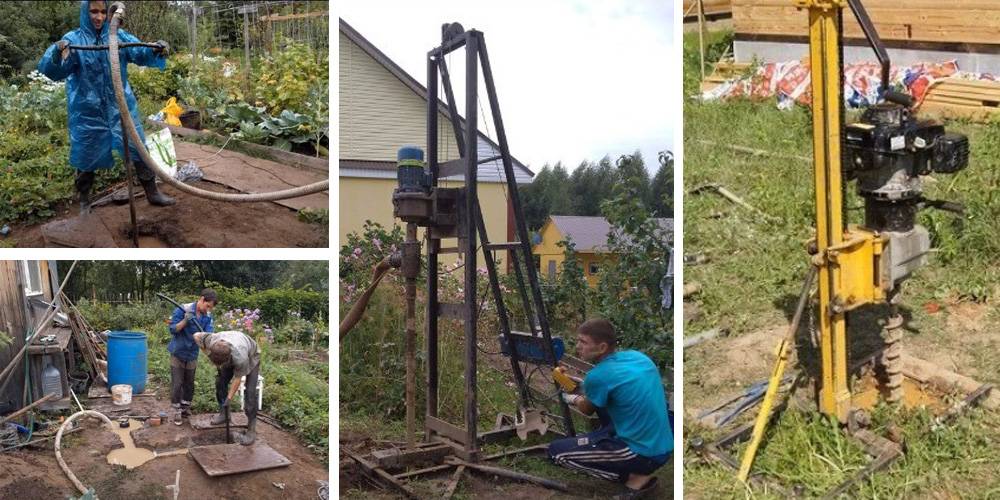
339 0 675 173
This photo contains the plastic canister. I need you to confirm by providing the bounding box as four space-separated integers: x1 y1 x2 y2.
42 355 63 399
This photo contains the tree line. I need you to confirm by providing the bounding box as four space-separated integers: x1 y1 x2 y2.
520 150 673 231
58 260 329 304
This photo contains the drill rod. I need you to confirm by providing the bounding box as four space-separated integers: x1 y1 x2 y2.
404 222 418 449
119 113 138 248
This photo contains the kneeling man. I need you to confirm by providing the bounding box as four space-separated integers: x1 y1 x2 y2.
547 318 672 499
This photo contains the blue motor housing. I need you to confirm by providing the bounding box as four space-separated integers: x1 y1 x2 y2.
397 146 428 192
499 331 564 364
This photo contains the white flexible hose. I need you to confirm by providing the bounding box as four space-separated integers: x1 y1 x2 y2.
55 410 113 495
108 10 329 202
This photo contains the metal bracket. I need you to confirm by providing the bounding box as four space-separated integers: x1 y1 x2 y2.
795 0 846 9
821 226 886 312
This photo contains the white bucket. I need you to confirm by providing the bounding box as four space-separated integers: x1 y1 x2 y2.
111 384 133 406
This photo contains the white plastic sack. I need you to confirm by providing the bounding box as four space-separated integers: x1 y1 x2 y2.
144 127 178 178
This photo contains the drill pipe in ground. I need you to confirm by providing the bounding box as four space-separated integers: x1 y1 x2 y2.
404 223 418 448
120 109 138 247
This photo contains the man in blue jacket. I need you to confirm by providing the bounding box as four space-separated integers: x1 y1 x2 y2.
548 318 672 499
37 0 175 214
167 288 216 425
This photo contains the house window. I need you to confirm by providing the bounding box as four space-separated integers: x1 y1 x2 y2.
22 261 43 296
589 263 600 275
547 260 557 280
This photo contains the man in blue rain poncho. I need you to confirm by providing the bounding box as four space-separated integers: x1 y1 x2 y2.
38 0 175 213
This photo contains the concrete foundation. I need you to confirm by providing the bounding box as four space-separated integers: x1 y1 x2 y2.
735 40 1000 74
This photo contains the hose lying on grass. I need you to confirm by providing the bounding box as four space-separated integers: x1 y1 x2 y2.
107 4 329 203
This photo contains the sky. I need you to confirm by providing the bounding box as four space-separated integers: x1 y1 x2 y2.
338 0 675 174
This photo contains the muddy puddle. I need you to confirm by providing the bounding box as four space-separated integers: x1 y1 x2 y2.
106 419 186 469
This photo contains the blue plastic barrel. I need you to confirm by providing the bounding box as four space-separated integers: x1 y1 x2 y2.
107 331 148 394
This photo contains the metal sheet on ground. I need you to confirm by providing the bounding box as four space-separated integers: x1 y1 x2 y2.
189 442 291 476
41 214 119 248
190 413 248 429
174 142 328 211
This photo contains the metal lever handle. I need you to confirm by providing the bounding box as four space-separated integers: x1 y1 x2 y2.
883 90 915 107
921 198 965 215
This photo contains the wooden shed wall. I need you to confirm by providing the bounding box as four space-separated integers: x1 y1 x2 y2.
683 0 733 18
0 262 29 413
733 1 1000 46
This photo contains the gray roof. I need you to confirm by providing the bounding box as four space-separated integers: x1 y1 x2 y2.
339 135 531 184
547 215 673 252
339 19 534 184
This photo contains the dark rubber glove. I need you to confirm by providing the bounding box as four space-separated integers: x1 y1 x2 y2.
154 40 169 56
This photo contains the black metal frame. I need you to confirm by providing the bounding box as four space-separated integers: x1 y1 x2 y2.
424 26 575 460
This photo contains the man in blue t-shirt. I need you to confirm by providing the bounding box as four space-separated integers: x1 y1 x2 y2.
167 288 216 425
548 318 672 499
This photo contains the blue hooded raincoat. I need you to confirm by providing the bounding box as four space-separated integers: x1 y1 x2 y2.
37 0 166 172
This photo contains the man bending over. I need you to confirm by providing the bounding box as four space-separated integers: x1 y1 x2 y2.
194 330 261 445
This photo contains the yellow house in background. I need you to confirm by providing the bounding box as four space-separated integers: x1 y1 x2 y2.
533 216 673 287
339 19 534 266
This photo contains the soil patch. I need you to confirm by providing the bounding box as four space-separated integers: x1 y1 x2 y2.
14 181 326 248
946 300 991 334
851 371 950 414
0 401 327 499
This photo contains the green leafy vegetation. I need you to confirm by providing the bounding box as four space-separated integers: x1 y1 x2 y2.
0 72 125 226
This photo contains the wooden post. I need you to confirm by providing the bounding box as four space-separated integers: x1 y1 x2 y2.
241 6 251 94
698 0 706 80
192 5 199 70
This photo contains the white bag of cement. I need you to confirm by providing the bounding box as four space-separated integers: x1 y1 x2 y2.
144 127 178 178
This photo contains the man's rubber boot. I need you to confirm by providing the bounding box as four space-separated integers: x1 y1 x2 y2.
79 189 92 215
209 409 227 426
240 419 257 446
173 409 183 426
76 170 95 215
141 178 176 207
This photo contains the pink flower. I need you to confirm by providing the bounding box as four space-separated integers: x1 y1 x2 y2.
373 238 382 251
353 247 362 258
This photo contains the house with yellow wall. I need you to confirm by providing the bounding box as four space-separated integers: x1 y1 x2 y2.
533 216 673 287
339 19 534 268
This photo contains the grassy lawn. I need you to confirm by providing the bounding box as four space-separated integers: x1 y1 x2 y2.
683 30 1000 498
